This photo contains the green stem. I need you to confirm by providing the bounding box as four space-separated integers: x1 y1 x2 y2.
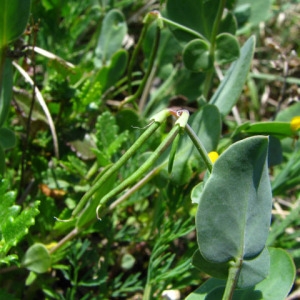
72 117 166 217
202 71 213 100
49 228 80 254
143 283 152 300
185 124 213 173
121 23 161 107
101 72 138 100
0 46 6 85
85 161 99 181
139 63 158 113
222 259 242 300
203 0 226 99
108 167 160 211
97 124 181 217
127 21 150 95
209 0 226 57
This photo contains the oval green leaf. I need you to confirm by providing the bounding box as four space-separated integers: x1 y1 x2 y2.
183 39 213 72
196 136 272 263
22 243 51 274
0 0 31 47
94 9 127 67
215 33 240 65
253 247 295 300
192 249 230 279
219 11 237 35
166 0 219 43
98 49 128 92
237 246 270 288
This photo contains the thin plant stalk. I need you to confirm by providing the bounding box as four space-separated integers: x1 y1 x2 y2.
72 121 161 217
222 260 242 300
121 23 161 107
139 62 158 113
185 124 213 173
203 0 226 99
108 166 160 211
72 109 172 217
143 283 152 300
49 228 80 255
127 19 150 94
209 0 226 57
52 168 160 254
97 124 181 218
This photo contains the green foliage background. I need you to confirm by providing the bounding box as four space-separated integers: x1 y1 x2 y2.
0 0 299 299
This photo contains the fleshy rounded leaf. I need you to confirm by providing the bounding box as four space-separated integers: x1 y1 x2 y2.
22 243 51 274
219 11 237 35
215 33 240 65
0 0 31 47
97 49 128 91
234 3 251 27
94 9 127 67
183 39 213 72
237 247 270 288
196 136 272 263
254 247 295 300
166 0 219 43
192 249 229 279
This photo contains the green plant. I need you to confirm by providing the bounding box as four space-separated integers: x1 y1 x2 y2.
0 179 40 266
0 0 299 299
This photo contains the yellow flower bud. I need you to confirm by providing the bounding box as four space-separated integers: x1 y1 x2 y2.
290 116 300 132
208 151 219 163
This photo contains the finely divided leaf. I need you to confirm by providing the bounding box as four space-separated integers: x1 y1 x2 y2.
0 179 40 263
94 111 128 166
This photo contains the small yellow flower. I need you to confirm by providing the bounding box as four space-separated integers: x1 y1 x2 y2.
45 242 57 250
290 116 300 132
208 151 219 163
